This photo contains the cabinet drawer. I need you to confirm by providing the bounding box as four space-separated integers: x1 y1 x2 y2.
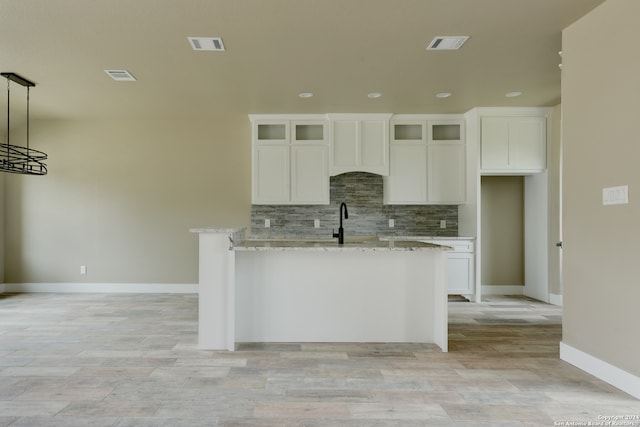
420 239 474 253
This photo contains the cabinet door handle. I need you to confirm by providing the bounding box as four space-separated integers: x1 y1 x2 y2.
556 241 563 248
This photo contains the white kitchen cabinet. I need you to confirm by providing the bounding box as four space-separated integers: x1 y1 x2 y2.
481 116 546 174
428 121 466 203
250 116 329 205
290 144 328 203
384 117 466 204
386 142 428 203
447 252 475 295
253 144 290 203
420 239 475 296
328 114 392 176
428 143 466 204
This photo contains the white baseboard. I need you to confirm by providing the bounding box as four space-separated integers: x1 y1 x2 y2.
2 283 198 294
549 293 563 306
560 341 640 399
481 285 524 295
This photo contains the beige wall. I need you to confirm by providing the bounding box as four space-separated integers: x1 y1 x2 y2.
4 116 251 284
480 176 524 286
563 0 640 376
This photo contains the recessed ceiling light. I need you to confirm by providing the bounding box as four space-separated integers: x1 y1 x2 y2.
368 92 382 99
104 70 136 81
435 92 452 98
505 91 523 98
298 92 313 98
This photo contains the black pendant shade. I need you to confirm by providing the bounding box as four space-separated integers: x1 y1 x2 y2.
1 72 48 176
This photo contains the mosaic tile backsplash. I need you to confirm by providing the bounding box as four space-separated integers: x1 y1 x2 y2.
251 172 458 238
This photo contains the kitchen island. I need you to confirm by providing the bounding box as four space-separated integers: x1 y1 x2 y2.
190 228 450 352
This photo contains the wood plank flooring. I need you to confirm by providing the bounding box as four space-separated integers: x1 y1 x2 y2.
0 293 638 426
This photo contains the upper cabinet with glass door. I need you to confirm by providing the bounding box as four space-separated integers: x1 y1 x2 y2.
250 115 329 205
384 116 466 205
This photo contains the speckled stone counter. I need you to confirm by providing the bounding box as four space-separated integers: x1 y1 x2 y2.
379 235 476 241
232 239 450 252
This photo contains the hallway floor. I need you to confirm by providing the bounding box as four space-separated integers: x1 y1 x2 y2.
0 293 638 426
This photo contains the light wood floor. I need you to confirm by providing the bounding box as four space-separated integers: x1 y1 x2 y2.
0 293 638 426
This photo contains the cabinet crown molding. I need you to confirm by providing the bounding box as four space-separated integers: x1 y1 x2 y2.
466 106 552 118
391 114 465 121
326 113 393 119
249 114 328 123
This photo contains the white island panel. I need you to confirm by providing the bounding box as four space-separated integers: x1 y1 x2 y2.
190 227 244 351
192 229 449 352
234 248 447 350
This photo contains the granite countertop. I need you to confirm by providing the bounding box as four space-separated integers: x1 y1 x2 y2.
232 239 452 252
378 235 476 241
189 227 246 234
189 230 469 251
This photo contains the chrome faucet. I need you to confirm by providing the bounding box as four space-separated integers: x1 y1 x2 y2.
332 202 349 244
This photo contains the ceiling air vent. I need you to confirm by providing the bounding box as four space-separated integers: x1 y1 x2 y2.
427 36 469 51
188 37 225 51
104 70 136 81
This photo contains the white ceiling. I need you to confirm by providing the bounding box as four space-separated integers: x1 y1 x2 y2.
0 0 604 124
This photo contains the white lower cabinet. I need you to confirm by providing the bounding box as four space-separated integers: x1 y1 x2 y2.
446 252 475 296
419 239 475 295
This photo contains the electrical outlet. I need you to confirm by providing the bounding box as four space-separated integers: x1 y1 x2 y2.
80 265 87 275
264 219 270 228
440 220 446 229
389 219 395 228
314 219 320 228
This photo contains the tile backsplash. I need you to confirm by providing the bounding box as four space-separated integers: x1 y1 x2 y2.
251 172 458 238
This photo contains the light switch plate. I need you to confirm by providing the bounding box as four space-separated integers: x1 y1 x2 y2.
264 219 271 228
388 219 395 228
440 220 447 229
603 185 629 205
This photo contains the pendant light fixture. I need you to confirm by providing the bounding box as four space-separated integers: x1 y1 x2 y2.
1 72 47 175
